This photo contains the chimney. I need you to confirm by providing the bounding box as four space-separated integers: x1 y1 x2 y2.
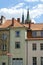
1 16 5 24
29 20 31 29
17 18 20 23
11 18 14 26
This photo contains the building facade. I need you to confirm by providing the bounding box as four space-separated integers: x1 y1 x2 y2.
0 28 10 65
0 10 43 65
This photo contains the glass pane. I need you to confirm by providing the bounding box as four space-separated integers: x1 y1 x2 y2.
32 31 36 37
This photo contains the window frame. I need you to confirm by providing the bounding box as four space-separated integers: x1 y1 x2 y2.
32 31 37 37
15 42 20 49
2 62 6 65
32 43 37 50
2 44 7 51
40 43 43 50
15 31 20 37
41 31 43 37
41 57 43 65
32 57 37 65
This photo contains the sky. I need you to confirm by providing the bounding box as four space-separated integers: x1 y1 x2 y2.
0 0 43 23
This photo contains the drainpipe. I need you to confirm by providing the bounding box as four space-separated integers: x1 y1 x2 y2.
26 40 28 65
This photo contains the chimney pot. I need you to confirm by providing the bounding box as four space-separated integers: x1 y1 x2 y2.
12 18 14 26
29 20 31 29
17 18 20 23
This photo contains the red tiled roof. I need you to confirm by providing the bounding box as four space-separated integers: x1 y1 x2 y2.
31 23 43 30
0 19 24 28
23 23 43 30
0 20 12 28
0 19 43 30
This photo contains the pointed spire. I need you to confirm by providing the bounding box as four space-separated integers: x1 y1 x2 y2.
22 12 24 24
26 8 31 23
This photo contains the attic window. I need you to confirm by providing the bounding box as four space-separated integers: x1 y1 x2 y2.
41 31 43 37
32 31 36 37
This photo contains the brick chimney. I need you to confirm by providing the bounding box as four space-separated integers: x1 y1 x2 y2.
1 16 5 24
17 18 20 23
11 18 14 26
29 20 31 29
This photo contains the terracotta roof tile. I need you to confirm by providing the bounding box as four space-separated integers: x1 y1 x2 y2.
0 19 24 28
0 19 43 30
23 24 29 28
31 23 43 30
0 20 12 28
13 19 24 27
23 23 43 30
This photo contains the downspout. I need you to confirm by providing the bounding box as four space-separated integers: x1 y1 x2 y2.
26 40 28 65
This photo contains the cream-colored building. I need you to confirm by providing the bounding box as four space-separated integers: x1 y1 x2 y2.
0 16 27 65
26 23 43 65
27 40 43 65
9 19 27 65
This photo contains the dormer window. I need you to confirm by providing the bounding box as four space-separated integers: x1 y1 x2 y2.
37 31 41 37
41 31 43 37
32 31 36 37
32 31 43 37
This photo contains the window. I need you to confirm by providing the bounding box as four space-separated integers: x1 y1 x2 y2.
40 43 43 50
2 33 7 40
2 62 6 65
37 31 41 37
2 44 7 51
32 31 36 37
12 58 23 65
41 31 43 37
32 43 36 50
15 31 20 37
13 58 23 60
15 42 20 48
33 57 37 65
41 57 43 65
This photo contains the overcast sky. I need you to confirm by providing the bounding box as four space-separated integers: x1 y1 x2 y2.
0 0 43 23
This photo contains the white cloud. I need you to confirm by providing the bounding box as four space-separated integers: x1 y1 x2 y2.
31 19 36 23
30 4 43 18
0 3 26 20
11 3 25 9
0 3 43 23
24 0 39 2
0 3 25 16
41 0 43 2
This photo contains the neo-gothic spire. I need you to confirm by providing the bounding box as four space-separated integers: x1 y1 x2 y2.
27 8 30 22
22 12 24 24
25 8 31 24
